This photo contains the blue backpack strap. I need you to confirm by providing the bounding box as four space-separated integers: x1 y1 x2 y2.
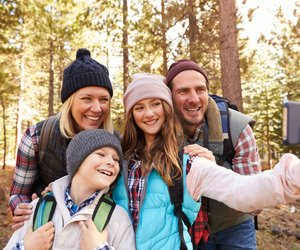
32 192 56 231
209 94 235 164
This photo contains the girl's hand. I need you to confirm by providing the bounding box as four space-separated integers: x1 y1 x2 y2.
184 144 216 163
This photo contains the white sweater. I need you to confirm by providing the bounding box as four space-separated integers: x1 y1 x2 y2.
5 176 135 250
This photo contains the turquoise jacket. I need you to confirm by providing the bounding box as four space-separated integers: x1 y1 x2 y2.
113 154 200 250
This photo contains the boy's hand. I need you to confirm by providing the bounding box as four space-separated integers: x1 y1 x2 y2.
24 221 55 250
79 218 108 250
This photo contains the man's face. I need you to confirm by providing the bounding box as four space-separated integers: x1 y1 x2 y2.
171 70 209 135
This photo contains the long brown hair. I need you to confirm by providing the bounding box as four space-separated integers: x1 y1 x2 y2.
122 100 183 186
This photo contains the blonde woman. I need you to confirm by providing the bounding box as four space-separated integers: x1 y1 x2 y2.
10 48 116 230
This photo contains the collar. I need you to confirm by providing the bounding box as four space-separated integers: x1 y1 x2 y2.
65 185 99 216
187 121 205 144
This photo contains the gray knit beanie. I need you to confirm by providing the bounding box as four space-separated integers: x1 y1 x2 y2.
61 48 113 103
66 129 122 180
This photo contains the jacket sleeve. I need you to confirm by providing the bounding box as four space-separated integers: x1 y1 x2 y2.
10 125 40 213
186 153 300 212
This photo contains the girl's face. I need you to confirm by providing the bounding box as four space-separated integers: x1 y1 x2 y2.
74 147 120 192
132 98 165 142
71 86 110 131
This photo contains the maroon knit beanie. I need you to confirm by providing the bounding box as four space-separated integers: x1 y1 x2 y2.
165 59 209 88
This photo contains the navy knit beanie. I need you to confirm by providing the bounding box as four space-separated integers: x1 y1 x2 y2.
66 129 122 180
61 48 113 103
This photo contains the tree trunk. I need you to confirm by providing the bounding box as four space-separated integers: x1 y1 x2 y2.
123 0 129 92
187 0 198 61
161 0 168 75
1 98 7 169
15 55 25 158
219 0 243 111
48 38 54 116
264 86 272 168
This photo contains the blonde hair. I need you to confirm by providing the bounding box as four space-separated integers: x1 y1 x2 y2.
59 93 114 138
122 100 183 186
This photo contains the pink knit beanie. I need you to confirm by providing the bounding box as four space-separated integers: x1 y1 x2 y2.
165 59 209 88
123 73 173 113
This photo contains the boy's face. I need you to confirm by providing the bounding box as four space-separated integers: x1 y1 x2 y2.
73 147 120 192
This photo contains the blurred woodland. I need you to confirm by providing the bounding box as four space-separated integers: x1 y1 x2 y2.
0 0 299 170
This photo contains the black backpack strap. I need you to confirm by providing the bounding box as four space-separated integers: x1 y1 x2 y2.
168 152 191 250
38 114 59 163
32 192 56 231
92 194 116 232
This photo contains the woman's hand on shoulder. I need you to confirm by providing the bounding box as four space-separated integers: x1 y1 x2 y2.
11 193 39 231
41 182 53 196
12 202 34 231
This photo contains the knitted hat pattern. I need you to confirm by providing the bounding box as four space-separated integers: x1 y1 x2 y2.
165 59 209 88
61 48 113 103
123 73 173 113
66 129 122 180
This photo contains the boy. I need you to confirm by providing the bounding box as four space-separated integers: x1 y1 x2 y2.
5 129 135 250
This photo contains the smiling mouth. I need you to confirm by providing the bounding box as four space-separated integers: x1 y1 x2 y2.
85 115 100 121
97 169 113 176
144 119 158 126
186 107 200 112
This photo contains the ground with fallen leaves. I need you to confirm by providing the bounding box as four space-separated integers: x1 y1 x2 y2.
0 167 300 249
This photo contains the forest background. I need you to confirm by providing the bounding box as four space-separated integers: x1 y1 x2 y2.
0 0 299 170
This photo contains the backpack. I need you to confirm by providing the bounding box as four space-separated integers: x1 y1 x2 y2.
209 94 238 165
38 114 60 164
32 192 116 232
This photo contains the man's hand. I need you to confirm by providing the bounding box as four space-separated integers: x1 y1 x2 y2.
79 219 108 250
184 144 216 162
24 221 55 250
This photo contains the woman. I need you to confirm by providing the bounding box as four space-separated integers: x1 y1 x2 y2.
113 73 300 250
10 48 115 230
5 129 135 250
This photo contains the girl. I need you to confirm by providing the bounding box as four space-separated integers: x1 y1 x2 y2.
113 73 300 250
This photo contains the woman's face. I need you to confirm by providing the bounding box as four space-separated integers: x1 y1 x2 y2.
132 98 165 142
73 147 120 192
71 86 110 131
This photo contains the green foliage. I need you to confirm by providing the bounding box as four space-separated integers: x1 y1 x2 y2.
0 0 299 166
242 4 300 162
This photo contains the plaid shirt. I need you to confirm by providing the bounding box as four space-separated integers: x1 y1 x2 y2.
127 159 145 230
10 125 40 212
189 124 261 245
65 185 99 216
